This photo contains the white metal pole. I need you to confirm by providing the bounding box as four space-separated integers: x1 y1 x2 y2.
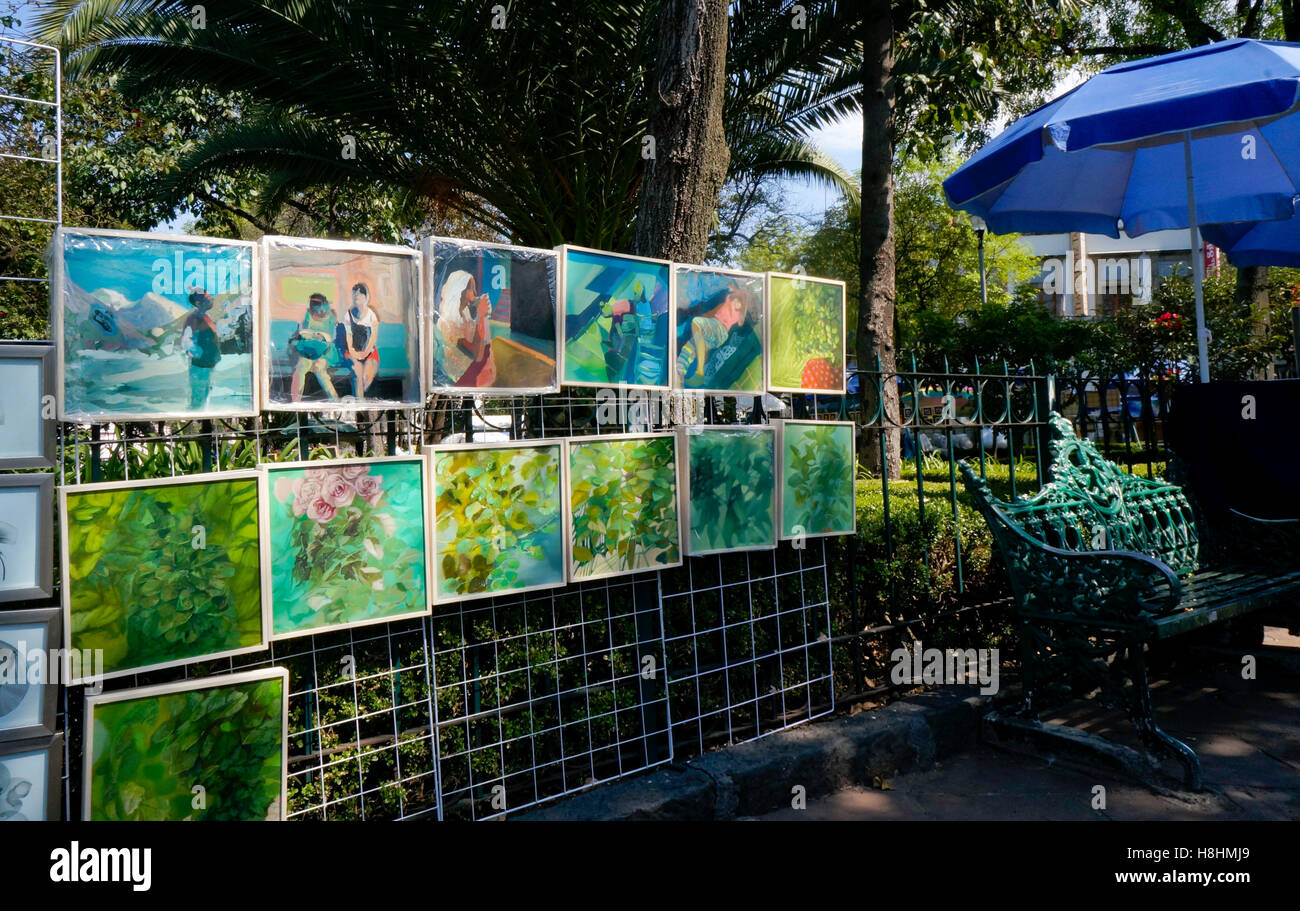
1183 131 1210 383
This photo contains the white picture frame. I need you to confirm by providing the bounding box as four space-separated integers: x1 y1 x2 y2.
773 419 858 540
82 668 288 821
764 272 848 396
0 473 54 604
260 235 424 412
50 226 260 423
670 265 766 397
0 607 61 742
556 244 674 392
258 455 433 641
423 236 561 395
0 343 56 469
427 438 569 605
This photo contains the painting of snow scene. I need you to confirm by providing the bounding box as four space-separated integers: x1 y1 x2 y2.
57 229 256 421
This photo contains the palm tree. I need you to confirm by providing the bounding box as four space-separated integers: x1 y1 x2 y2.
39 0 861 250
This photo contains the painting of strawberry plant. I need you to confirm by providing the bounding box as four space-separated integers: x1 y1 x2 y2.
683 426 776 555
61 472 265 682
567 434 681 581
263 457 429 639
84 669 287 821
766 273 846 394
779 420 856 538
432 441 565 603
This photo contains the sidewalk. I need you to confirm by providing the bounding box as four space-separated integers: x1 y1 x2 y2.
760 630 1300 821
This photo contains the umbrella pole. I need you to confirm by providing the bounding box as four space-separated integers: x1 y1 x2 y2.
1183 131 1211 383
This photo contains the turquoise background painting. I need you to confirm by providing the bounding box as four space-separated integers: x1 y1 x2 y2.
61 232 255 417
266 460 428 636
563 249 670 387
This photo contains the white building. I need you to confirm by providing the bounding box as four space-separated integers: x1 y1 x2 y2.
1020 230 1199 318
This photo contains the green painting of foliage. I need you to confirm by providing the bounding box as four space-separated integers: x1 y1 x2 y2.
88 673 285 821
434 444 564 599
64 476 263 677
267 460 428 637
569 436 679 579
686 427 776 554
768 275 845 392
781 422 855 536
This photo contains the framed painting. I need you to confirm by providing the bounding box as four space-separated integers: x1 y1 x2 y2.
0 343 55 468
558 245 672 390
0 607 60 742
261 456 430 639
566 433 681 582
60 471 266 684
775 420 857 539
261 236 423 410
430 439 566 604
765 272 847 395
83 668 288 821
0 734 63 821
679 425 776 556
0 474 54 604
672 266 765 395
425 237 560 394
51 226 258 422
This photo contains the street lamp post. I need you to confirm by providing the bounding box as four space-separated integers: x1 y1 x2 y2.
971 215 988 305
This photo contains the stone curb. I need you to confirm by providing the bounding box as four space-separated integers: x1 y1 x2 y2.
515 686 989 821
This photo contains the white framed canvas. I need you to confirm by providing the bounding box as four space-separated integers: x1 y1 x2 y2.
429 438 567 604
83 668 288 821
0 343 56 468
425 237 560 395
677 424 777 556
565 432 682 582
671 265 765 396
774 419 857 540
765 272 847 396
60 471 266 684
557 245 673 391
0 607 60 742
260 456 431 640
261 235 423 411
0 474 54 604
50 226 259 422
0 733 63 821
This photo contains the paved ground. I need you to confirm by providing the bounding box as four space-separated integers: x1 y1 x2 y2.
759 628 1300 821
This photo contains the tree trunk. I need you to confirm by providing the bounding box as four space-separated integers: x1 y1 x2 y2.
631 0 730 264
1237 263 1273 378
857 2 900 479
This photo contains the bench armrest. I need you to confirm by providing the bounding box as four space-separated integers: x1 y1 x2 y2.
959 462 1181 623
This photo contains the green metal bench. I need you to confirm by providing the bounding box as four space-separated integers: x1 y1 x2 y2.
959 412 1300 789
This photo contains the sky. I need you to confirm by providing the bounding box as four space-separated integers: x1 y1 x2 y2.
782 112 863 219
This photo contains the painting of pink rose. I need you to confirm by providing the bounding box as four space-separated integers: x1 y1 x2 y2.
265 458 428 639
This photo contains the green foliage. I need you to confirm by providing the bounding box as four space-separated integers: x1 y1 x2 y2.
782 423 854 535
89 676 284 821
569 436 679 577
687 429 775 553
40 0 862 250
434 446 562 596
65 477 262 675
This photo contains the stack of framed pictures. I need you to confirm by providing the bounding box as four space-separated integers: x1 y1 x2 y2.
0 608 62 821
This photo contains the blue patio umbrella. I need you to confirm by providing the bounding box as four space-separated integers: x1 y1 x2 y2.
944 38 1300 382
1202 214 1300 267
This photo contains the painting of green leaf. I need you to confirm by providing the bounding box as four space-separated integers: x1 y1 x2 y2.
266 459 428 638
767 274 846 393
685 427 776 554
86 671 286 821
63 475 263 679
433 443 564 601
568 435 680 580
780 422 855 537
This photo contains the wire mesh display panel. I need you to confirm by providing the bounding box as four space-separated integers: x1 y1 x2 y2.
660 544 834 757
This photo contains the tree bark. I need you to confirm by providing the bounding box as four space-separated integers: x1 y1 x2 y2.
1236 263 1273 377
631 0 730 264
857 2 901 479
